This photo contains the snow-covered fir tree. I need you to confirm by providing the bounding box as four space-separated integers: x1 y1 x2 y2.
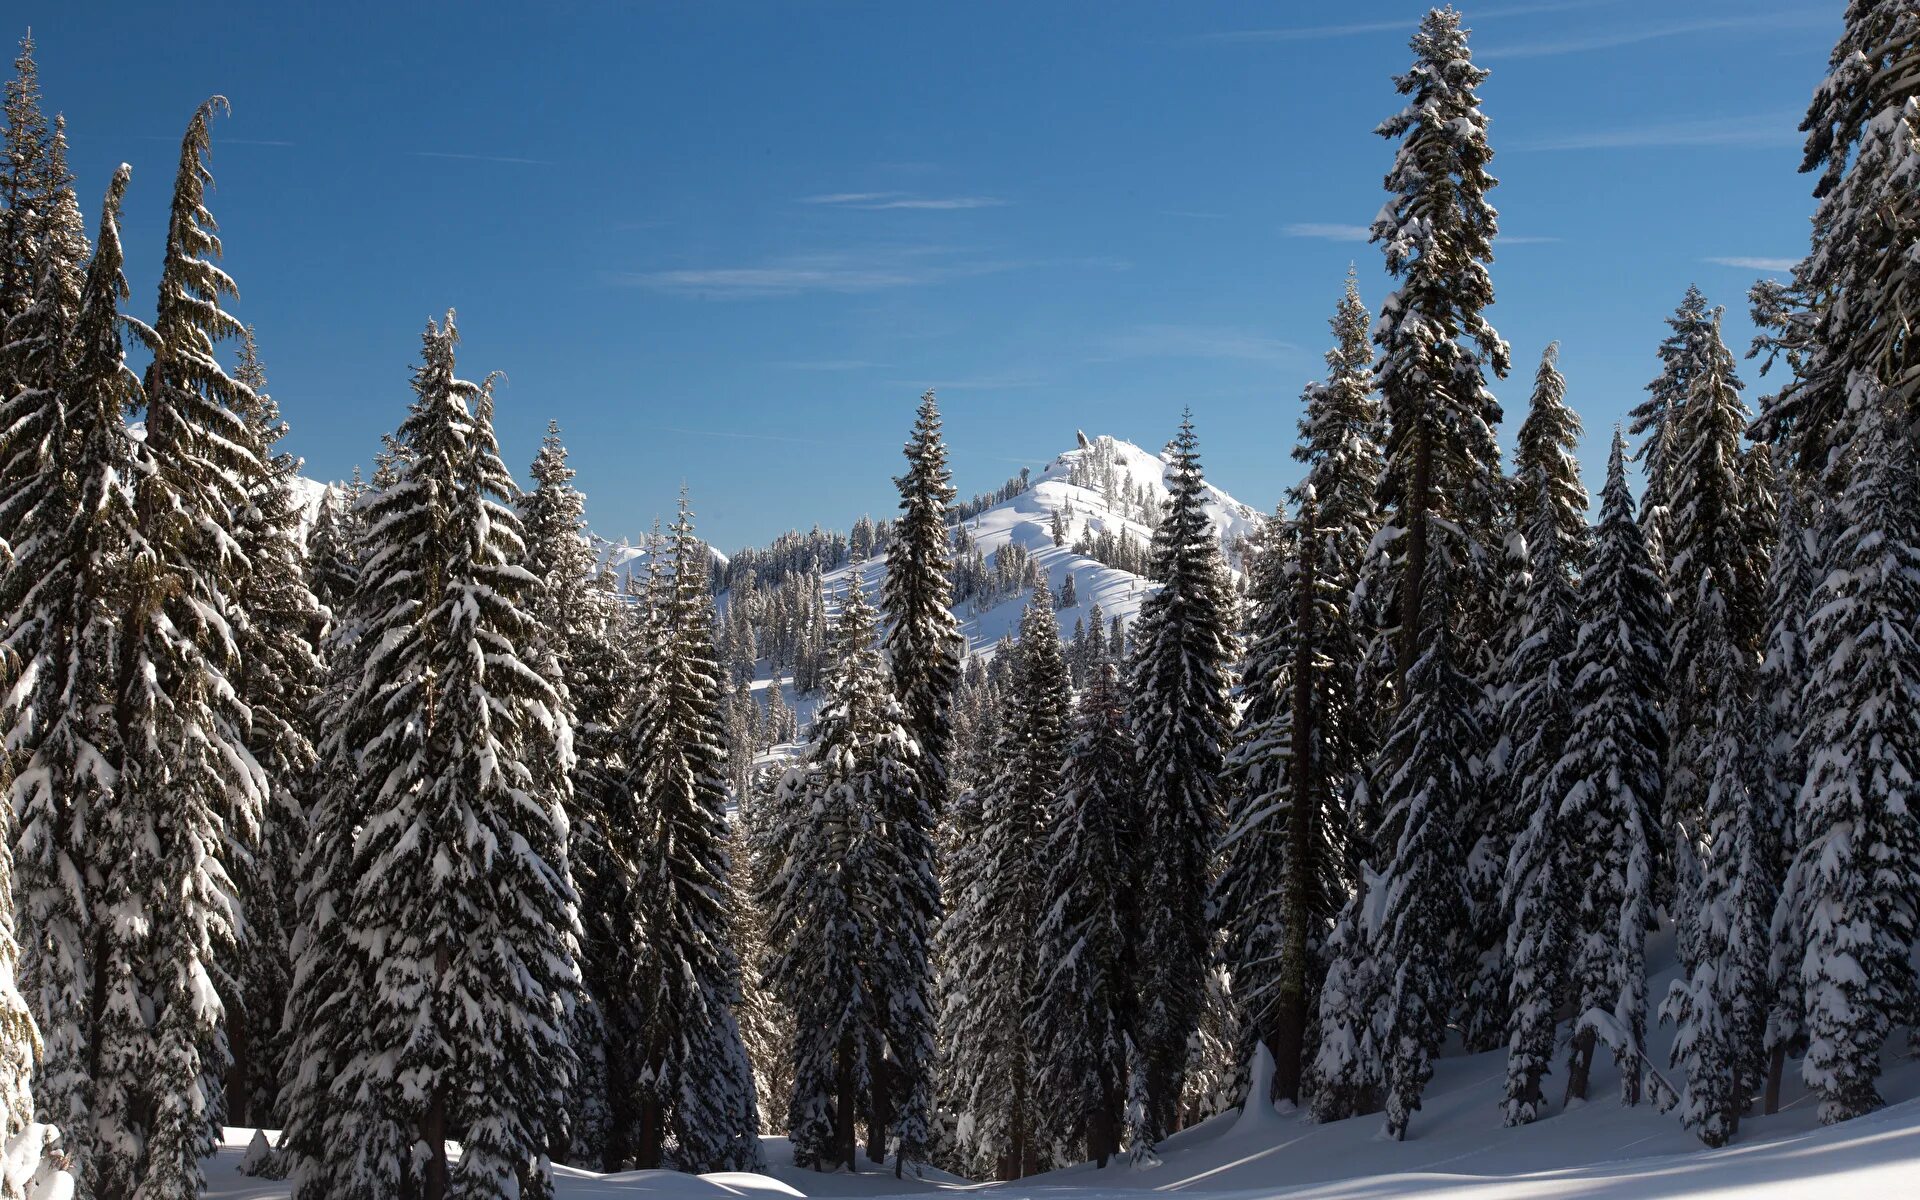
1784 395 1920 1124
1631 285 1715 560
1554 431 1669 1108
519 422 631 1167
1496 481 1584 1126
875 389 956 1173
1127 414 1235 1137
1028 663 1136 1167
1372 549 1480 1142
0 159 131 1198
1470 344 1586 1059
763 579 921 1173
941 579 1069 1179
1752 2 1920 488
611 492 762 1172
108 97 268 1199
1370 6 1511 688
310 314 581 1198
1308 866 1388 1123
1757 483 1818 1115
1662 310 1764 858
1661 589 1768 1149
1218 271 1381 1104
224 328 323 1130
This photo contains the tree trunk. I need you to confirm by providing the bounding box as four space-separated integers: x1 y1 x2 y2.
867 1033 890 1164
1763 1043 1785 1115
1089 1071 1119 1168
1397 425 1434 690
1275 501 1322 1105
836 1032 858 1173
423 944 452 1200
226 1006 252 1130
1565 1027 1596 1104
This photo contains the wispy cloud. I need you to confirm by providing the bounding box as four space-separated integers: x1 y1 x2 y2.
803 191 1007 210
412 150 551 165
1191 1 1611 45
1705 255 1797 272
1093 324 1298 364
1500 235 1564 245
1509 114 1801 152
613 247 1020 298
1480 11 1830 59
1285 222 1372 242
770 359 888 371
888 372 1050 392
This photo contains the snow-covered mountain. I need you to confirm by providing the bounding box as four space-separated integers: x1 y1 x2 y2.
830 432 1260 663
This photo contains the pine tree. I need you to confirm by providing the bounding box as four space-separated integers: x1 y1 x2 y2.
0 31 54 347
225 329 324 1130
1371 6 1511 689
1555 432 1669 1107
872 393 956 1175
1127 414 1234 1136
1663 311 1762 856
1219 273 1381 1104
317 314 581 1198
1470 344 1586 1058
1752 3 1920 487
1661 592 1767 1148
519 422 629 1165
1786 396 1920 1124
0 167 135 1193
1631 286 1715 559
1028 664 1135 1167
616 492 762 1172
1373 550 1479 1142
104 97 269 1199
1757 484 1818 1115
763 580 921 1173
1496 483 1583 1125
302 482 361 621
1307 867 1387 1123
940 580 1068 1179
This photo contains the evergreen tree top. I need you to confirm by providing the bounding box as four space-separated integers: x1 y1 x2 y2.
1511 343 1587 549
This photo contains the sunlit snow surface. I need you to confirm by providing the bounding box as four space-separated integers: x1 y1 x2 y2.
206 931 1919 1198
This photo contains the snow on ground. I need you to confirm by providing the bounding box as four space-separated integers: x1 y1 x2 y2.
203 927 1919 1198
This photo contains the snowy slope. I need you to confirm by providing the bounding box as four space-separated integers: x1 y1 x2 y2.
830 433 1260 664
202 930 1920 1198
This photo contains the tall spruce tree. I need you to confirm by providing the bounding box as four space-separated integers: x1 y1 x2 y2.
0 163 139 1187
1660 584 1768 1148
618 492 762 1172
941 580 1068 1179
225 329 323 1130
1370 6 1511 689
0 31 54 351
1555 432 1669 1107
317 315 581 1198
1786 396 1920 1124
1028 663 1136 1168
1663 311 1763 856
1127 414 1234 1136
1752 3 1920 488
1218 271 1381 1104
873 393 955 1176
106 97 269 1199
519 422 629 1166
1372 547 1480 1142
1471 344 1586 1058
763 580 921 1173
1757 484 1818 1115
1631 286 1715 560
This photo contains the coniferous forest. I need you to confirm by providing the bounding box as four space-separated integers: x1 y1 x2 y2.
0 5 1918 1199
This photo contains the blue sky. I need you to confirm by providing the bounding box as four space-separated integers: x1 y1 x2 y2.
28 0 1831 551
